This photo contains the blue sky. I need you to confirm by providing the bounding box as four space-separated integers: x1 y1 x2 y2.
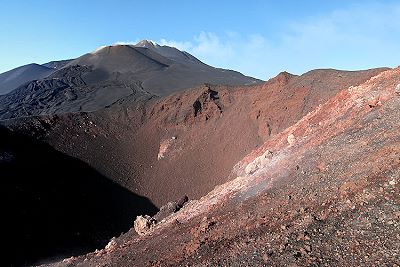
0 0 399 79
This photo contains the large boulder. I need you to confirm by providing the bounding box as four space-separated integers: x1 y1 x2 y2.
133 215 155 236
134 195 189 235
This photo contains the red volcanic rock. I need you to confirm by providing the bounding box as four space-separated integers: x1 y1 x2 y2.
10 68 386 210
5 67 396 266
39 68 400 266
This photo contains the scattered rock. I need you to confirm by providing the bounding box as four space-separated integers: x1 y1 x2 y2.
287 133 296 146
134 215 155 236
193 86 223 119
177 195 189 208
395 84 400 95
105 237 117 251
153 195 189 222
153 202 179 222
157 139 172 160
245 150 273 174
262 253 270 262
132 196 190 236
297 231 311 241
62 256 75 263
368 98 382 108
198 216 216 234
315 161 327 172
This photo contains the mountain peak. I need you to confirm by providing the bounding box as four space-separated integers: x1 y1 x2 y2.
135 40 157 48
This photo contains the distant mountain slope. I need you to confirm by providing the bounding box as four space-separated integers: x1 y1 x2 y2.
68 41 261 96
0 40 261 120
0 63 55 95
42 59 73 69
0 65 148 120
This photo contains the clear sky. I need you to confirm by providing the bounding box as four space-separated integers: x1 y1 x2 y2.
0 0 399 79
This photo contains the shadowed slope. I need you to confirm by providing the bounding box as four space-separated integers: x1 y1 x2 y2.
1 127 158 266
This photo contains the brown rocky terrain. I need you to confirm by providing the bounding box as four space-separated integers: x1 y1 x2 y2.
1 64 395 266
6 67 386 207
38 67 400 267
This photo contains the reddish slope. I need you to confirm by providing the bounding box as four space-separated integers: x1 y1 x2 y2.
46 68 400 266
9 68 386 208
